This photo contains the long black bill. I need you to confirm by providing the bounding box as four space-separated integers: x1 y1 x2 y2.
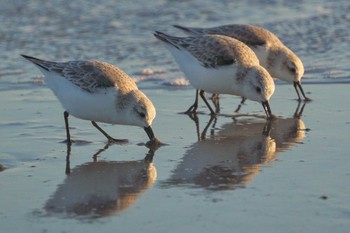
262 101 272 119
144 126 155 141
293 81 311 101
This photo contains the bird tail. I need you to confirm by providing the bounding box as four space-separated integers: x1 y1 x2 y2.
153 31 182 50
173 25 204 36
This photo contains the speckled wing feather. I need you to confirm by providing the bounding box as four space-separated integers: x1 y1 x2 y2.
21 55 137 93
154 32 258 68
174 24 283 48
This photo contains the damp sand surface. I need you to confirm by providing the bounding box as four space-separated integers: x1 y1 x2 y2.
0 84 349 233
1 0 350 232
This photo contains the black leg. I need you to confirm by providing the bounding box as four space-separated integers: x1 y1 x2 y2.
199 90 216 115
65 143 71 175
91 121 128 144
234 104 242 113
63 111 72 145
185 90 199 114
234 97 247 113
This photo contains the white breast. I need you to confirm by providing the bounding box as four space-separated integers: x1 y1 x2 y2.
168 47 239 95
43 72 120 124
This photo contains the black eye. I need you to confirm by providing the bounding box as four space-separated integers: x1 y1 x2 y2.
256 87 261 93
289 67 296 73
139 112 146 118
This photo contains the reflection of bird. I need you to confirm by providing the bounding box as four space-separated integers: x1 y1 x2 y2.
164 105 307 191
153 32 275 118
163 118 276 191
45 148 157 217
271 102 307 151
21 55 157 145
173 24 310 101
271 117 305 152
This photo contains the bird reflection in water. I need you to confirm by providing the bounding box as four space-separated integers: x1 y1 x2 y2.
164 102 307 191
45 144 158 218
270 102 307 152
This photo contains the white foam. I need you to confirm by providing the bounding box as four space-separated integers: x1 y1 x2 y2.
135 68 165 76
162 78 190 87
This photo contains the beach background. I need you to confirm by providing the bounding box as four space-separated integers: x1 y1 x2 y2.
0 0 350 232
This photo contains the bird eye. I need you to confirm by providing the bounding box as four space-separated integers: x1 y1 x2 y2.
139 112 146 118
288 66 296 73
256 87 261 93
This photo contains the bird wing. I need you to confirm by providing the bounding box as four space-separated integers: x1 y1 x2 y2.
174 24 282 48
22 55 137 92
154 32 240 68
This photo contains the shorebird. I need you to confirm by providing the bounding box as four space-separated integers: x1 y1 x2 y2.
22 55 157 145
173 24 310 102
153 32 275 118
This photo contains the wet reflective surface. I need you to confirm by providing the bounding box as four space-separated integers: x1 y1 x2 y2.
45 147 157 218
163 104 306 191
1 0 350 232
1 85 350 232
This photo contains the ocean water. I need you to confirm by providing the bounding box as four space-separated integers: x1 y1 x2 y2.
0 0 349 88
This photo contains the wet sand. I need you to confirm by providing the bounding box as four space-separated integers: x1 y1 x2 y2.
0 83 350 232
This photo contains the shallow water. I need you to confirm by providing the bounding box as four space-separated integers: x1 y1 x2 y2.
1 0 349 85
1 0 350 232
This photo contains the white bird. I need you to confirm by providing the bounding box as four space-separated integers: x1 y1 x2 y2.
153 32 275 118
173 24 310 101
21 55 157 145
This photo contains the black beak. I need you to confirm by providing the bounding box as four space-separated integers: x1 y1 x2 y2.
144 126 155 141
293 81 311 101
262 101 272 119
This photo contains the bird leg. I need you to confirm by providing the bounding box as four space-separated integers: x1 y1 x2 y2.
234 97 247 113
199 90 216 115
63 111 72 145
185 90 199 114
211 94 220 113
91 121 128 144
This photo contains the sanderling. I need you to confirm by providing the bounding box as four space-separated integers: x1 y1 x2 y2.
153 32 275 118
21 55 157 145
174 24 310 101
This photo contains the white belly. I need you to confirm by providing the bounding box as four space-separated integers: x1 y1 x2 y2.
169 48 239 95
44 74 119 124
